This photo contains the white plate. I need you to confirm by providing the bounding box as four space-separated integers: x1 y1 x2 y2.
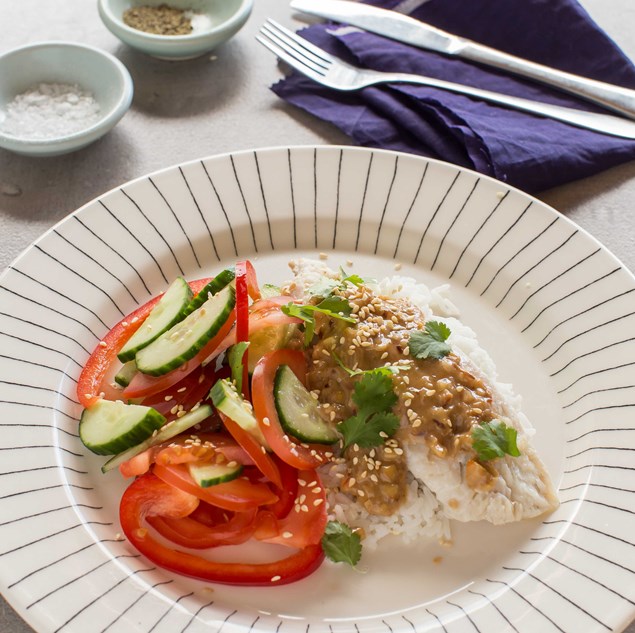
1 146 634 633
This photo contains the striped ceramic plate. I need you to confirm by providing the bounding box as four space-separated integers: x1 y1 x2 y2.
0 146 633 633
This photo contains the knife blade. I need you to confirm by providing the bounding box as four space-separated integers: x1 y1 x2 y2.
290 0 635 121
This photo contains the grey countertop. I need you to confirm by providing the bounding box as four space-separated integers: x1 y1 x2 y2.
1 0 634 631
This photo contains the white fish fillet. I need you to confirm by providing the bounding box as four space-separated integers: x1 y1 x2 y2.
286 258 559 526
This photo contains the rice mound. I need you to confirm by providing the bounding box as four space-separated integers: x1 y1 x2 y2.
319 275 529 549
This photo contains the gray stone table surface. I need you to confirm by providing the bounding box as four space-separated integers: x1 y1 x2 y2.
0 0 634 631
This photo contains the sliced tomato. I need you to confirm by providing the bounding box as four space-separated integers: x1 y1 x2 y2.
251 349 330 470
120 473 323 586
254 469 327 549
119 448 156 478
153 463 278 512
77 278 212 408
154 433 254 467
123 311 235 399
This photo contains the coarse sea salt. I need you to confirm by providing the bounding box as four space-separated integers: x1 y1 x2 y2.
0 82 101 140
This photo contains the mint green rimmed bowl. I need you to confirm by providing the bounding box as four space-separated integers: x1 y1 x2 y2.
0 41 134 157
98 0 254 60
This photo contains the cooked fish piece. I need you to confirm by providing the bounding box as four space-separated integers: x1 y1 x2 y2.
286 258 558 528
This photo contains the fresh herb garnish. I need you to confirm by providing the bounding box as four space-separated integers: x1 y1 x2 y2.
472 420 521 461
409 320 452 360
308 268 370 299
334 353 411 378
282 297 355 346
338 266 368 287
337 369 399 450
228 341 249 394
321 520 362 566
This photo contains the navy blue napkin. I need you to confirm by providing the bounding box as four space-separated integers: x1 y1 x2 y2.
272 0 635 192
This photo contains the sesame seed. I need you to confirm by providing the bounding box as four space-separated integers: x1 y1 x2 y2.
357 489 365 497
282 531 293 539
313 499 324 507
164 395 174 401
301 504 309 512
99 341 107 348
177 387 187 393
262 417 270 426
412 419 422 428
271 575 282 582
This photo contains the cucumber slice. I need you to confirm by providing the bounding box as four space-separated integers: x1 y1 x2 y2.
135 284 235 376
101 403 214 473
274 365 339 444
183 267 235 316
114 360 137 388
188 461 243 487
118 277 193 362
210 378 269 447
80 399 166 456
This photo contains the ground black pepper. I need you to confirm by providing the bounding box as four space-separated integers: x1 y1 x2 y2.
123 4 193 36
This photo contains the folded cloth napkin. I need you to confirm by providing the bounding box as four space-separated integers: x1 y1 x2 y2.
272 0 635 192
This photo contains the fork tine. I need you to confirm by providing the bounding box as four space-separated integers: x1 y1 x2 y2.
264 19 334 67
260 24 328 75
257 33 327 79
259 24 330 75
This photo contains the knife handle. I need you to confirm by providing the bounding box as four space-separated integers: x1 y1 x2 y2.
460 40 635 120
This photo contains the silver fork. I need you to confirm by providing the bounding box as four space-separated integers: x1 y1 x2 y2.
257 19 635 140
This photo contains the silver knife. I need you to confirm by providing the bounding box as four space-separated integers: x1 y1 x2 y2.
290 0 635 121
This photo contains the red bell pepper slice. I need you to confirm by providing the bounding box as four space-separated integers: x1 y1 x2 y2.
120 473 324 586
153 463 278 512
77 278 212 408
147 507 258 549
251 349 331 470
254 469 327 549
218 411 282 489
235 261 250 400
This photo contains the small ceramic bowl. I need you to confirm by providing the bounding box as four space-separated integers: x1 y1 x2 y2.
0 42 134 157
98 0 253 60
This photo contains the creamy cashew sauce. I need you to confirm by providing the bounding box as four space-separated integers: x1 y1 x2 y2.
303 284 496 517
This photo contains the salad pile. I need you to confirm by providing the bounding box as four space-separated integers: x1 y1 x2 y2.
77 261 360 586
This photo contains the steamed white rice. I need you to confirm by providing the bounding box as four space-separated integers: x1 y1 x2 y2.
319 274 530 549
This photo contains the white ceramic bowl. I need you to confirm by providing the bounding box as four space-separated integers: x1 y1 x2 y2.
0 41 134 157
98 0 253 60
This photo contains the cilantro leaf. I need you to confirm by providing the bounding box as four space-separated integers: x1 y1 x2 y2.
338 411 399 449
333 354 403 378
338 266 367 287
314 295 353 318
308 278 340 298
228 341 249 394
321 521 362 566
352 369 398 418
472 420 521 461
409 320 452 360
336 369 399 450
282 298 355 346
